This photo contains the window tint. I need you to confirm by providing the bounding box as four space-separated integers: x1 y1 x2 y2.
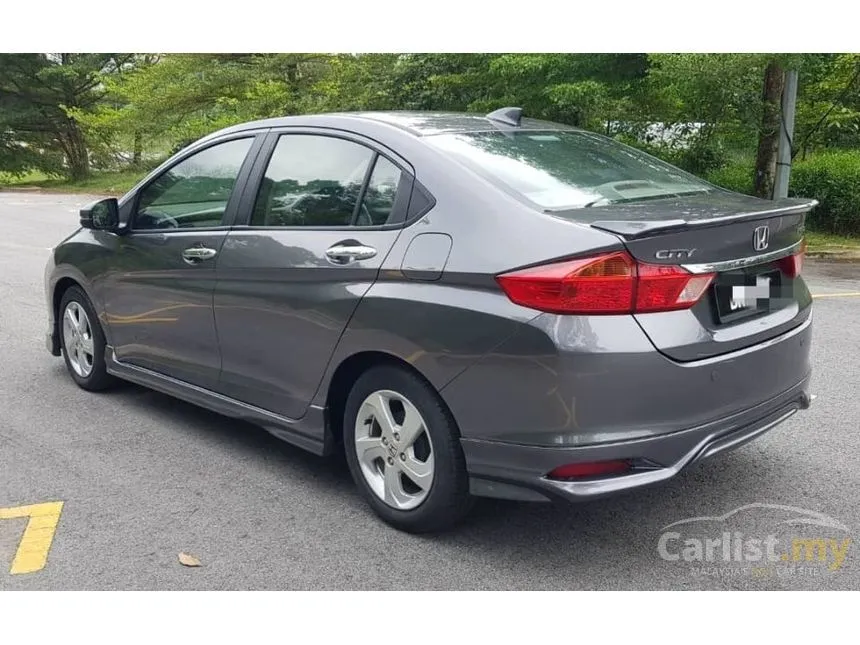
135 138 253 230
252 135 374 227
358 156 403 226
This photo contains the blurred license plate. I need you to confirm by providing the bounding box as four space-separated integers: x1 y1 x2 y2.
714 270 778 322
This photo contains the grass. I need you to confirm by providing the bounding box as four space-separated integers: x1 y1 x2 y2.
804 230 860 253
0 168 147 196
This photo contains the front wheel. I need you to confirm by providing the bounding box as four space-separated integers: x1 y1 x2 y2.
58 286 116 391
343 365 473 533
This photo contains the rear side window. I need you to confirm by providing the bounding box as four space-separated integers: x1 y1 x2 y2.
135 137 253 230
252 135 374 227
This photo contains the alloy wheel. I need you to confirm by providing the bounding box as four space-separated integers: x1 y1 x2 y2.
62 301 95 378
354 389 435 510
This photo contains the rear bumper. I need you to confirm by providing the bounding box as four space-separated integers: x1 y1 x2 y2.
464 375 813 503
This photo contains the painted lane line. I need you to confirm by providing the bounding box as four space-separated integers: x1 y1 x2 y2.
811 292 860 299
0 501 64 574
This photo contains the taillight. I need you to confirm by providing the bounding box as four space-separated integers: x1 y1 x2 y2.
635 263 715 313
494 251 635 315
496 251 715 315
778 239 806 278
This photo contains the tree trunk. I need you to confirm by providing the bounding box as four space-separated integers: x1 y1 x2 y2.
753 61 785 199
64 119 89 181
133 131 143 166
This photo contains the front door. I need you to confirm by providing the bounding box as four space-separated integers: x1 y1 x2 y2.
213 132 410 418
101 136 259 389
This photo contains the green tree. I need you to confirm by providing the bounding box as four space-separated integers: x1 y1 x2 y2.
0 53 131 179
74 53 331 163
308 54 400 112
795 53 860 156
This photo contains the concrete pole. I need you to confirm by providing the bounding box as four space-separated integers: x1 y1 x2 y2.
774 69 799 199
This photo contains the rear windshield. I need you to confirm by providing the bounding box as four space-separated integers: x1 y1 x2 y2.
425 130 715 211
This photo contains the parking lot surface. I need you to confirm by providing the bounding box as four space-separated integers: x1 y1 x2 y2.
1 192 858 590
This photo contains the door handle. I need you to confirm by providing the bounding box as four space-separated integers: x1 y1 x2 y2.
182 246 218 264
325 244 377 264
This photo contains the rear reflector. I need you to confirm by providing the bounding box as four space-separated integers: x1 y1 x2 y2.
496 251 715 315
547 460 632 480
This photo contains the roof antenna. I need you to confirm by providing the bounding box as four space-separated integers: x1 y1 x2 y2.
486 107 523 127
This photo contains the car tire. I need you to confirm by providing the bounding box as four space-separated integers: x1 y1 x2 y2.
58 286 116 392
343 364 474 533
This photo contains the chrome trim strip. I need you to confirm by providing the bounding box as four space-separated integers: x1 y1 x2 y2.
682 240 802 274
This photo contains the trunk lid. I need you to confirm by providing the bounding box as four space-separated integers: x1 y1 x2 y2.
588 192 816 362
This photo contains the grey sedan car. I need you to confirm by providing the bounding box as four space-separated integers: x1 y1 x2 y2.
45 108 815 532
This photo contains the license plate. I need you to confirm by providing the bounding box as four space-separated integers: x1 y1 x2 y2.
714 270 778 323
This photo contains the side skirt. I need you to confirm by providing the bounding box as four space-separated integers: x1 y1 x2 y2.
105 347 332 456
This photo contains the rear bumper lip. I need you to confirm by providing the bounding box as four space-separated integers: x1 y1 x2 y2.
463 380 812 503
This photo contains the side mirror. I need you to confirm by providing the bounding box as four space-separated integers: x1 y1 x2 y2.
80 198 120 232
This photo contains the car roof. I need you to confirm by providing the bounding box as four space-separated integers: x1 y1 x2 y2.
204 110 580 141
325 111 580 136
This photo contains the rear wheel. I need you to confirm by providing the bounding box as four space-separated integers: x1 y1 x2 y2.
59 286 116 391
343 365 473 533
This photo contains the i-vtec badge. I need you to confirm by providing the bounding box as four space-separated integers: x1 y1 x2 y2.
655 248 696 260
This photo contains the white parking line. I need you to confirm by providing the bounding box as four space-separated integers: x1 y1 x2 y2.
0 242 52 252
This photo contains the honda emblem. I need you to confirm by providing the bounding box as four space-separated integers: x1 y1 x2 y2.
753 225 770 252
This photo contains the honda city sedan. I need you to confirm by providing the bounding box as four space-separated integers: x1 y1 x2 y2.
45 108 816 532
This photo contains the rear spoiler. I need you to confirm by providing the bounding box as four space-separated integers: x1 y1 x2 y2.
590 199 818 240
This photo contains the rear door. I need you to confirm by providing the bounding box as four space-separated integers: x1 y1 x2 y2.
101 135 262 389
590 192 816 361
213 130 413 418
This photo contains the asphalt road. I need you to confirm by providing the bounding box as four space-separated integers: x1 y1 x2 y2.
1 192 858 590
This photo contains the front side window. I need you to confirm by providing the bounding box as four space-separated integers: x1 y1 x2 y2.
135 138 254 230
425 130 715 214
252 135 374 227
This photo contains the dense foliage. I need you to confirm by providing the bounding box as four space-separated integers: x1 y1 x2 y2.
705 152 860 235
790 151 860 234
0 54 134 179
2 53 860 232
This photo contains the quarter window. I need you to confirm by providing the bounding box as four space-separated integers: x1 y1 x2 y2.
360 156 404 226
134 138 253 231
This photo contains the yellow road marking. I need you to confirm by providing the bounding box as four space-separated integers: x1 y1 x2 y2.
812 292 860 299
0 501 64 574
